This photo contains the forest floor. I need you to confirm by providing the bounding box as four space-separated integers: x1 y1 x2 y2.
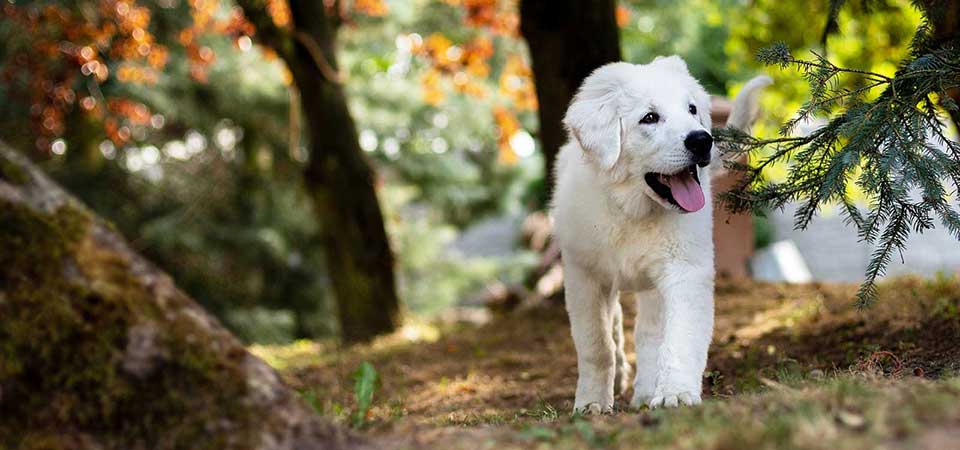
251 276 960 449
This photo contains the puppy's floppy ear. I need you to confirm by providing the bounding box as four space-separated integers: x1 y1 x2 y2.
563 63 629 170
651 55 689 74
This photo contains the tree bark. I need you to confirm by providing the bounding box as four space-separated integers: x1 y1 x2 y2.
519 0 622 203
0 143 374 450
238 1 400 343
918 0 960 130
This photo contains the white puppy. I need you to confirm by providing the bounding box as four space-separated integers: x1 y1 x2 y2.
551 56 770 413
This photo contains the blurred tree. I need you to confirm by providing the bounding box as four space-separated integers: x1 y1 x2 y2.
234 0 400 342
399 0 542 213
519 0 621 200
914 0 960 128
618 0 738 93
0 0 337 342
0 0 543 343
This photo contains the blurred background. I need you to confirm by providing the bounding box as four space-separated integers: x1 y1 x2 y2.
1 0 954 345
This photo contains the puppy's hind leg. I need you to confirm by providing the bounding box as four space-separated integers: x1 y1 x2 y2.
611 294 632 397
565 264 616 415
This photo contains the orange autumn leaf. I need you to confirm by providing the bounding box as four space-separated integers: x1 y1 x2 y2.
494 107 521 164
498 54 537 111
616 5 631 27
354 0 389 17
422 69 446 106
266 0 292 28
2 0 172 151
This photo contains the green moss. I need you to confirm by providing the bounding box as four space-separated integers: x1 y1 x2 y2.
0 156 28 185
0 201 258 449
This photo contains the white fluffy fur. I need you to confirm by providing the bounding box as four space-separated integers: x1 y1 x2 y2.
551 56 770 413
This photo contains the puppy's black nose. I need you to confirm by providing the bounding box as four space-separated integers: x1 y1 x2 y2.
684 130 713 167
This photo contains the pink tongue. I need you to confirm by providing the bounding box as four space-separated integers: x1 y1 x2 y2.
662 171 705 212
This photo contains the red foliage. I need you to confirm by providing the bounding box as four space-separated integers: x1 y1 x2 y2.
419 0 535 164
1 1 171 151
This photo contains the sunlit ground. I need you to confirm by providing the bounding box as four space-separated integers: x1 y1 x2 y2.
249 275 960 449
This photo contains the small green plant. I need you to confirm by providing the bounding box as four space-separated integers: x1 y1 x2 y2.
705 370 726 397
351 361 380 428
388 398 406 420
774 358 805 385
520 398 560 422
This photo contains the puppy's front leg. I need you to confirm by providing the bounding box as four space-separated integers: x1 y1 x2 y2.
564 264 616 414
649 264 714 408
630 289 664 408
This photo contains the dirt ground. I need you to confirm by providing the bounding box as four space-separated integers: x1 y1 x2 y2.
251 275 960 449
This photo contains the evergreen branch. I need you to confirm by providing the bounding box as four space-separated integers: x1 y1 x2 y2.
719 36 960 305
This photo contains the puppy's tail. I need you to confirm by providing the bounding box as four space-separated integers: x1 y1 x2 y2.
712 75 772 176
725 75 773 132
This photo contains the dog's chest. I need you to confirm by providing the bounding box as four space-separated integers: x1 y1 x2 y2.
602 219 677 290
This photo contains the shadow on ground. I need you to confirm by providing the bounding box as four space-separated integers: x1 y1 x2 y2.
251 275 960 449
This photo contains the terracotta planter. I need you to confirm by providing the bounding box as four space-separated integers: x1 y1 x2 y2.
711 97 754 280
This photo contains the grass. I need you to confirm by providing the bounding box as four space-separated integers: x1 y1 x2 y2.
251 275 960 449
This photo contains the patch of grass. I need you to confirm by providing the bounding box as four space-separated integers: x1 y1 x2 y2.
434 376 960 450
437 411 512 427
519 398 561 422
256 276 960 449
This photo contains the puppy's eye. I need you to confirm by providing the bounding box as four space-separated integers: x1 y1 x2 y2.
689 104 697 115
639 112 660 124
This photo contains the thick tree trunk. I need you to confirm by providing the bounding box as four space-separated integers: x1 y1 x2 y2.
0 143 373 450
519 0 622 203
283 1 400 343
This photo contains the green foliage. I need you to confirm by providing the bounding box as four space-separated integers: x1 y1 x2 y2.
383 185 536 317
351 361 380 428
621 0 740 93
718 14 960 305
0 0 540 343
752 213 776 249
724 0 921 138
341 0 539 227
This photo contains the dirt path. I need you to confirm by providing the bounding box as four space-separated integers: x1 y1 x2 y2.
251 276 960 449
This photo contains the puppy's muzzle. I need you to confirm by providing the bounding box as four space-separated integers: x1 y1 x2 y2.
684 130 713 167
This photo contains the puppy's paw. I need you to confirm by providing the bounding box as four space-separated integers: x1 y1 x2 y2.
573 401 614 416
647 390 701 409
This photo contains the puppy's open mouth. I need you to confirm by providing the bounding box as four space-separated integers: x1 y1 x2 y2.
644 165 705 213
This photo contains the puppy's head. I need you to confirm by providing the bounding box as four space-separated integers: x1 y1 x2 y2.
563 56 713 214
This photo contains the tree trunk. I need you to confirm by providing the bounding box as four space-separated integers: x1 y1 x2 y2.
0 143 374 450
237 0 401 343
519 0 622 203
919 0 960 130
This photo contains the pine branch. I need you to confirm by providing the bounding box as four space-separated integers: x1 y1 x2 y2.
717 30 960 305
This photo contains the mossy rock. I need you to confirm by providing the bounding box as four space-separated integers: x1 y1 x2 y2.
0 141 368 450
0 200 257 449
0 156 28 185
